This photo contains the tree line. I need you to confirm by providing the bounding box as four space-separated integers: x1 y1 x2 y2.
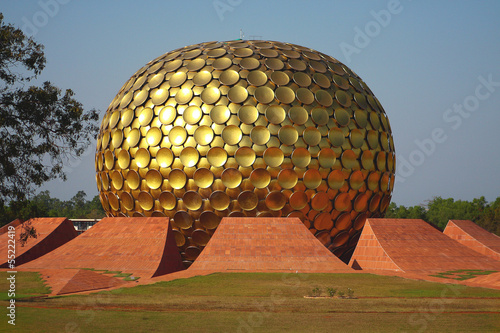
386 196 500 235
0 190 105 226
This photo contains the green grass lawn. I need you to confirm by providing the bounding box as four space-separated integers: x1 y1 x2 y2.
1 271 499 332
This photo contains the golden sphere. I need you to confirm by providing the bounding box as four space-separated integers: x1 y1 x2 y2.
95 40 396 265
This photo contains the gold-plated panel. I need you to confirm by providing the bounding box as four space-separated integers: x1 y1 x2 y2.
193 70 212 86
303 127 322 146
117 150 131 169
168 126 187 146
350 129 364 148
186 58 206 71
314 212 333 230
239 57 260 70
138 107 154 126
334 108 350 127
270 71 289 86
174 210 193 229
315 90 333 107
311 192 329 211
313 73 331 89
169 169 187 189
183 106 203 125
159 106 177 125
199 211 221 229
254 86 275 104
221 125 243 145
138 191 154 211
328 169 345 189
191 229 211 246
265 191 287 210
207 147 227 167
96 40 396 265
156 148 174 168
311 107 329 126
296 88 315 105
146 127 162 146
110 171 123 190
250 126 270 145
210 105 231 124
289 191 308 210
291 147 311 168
303 169 322 189
293 72 311 87
169 72 187 87
146 169 163 189
201 87 221 104
227 86 248 103
219 69 239 86
278 126 298 145
278 169 298 189
275 86 295 104
237 190 259 210
263 147 284 167
335 90 351 107
328 128 345 147
120 192 135 211
238 105 259 124
341 150 357 169
318 148 336 168
265 105 286 124
180 147 199 167
235 147 256 167
175 88 193 104
288 106 309 125
247 70 268 86
221 168 242 189
183 191 203 210
250 168 271 188
212 57 233 70
126 169 140 190
159 191 176 210
193 168 214 188
135 148 150 168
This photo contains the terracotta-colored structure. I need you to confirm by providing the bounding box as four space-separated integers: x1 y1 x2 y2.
348 218 500 273
189 217 352 272
0 218 77 268
0 219 23 235
21 217 184 278
444 220 500 261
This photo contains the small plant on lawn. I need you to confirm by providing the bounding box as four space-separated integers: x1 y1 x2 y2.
311 287 321 297
337 290 345 297
327 288 337 297
347 288 354 298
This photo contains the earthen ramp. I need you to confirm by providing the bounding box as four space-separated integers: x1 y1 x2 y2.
0 218 77 268
444 220 500 261
21 217 184 278
189 217 352 273
349 218 500 273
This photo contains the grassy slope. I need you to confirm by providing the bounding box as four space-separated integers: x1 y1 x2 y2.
1 272 499 332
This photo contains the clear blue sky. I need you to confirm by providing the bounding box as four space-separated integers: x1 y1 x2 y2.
2 0 500 206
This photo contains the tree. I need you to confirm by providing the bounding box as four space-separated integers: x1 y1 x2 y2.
0 13 99 203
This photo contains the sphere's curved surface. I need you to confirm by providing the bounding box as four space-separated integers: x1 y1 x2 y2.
95 40 396 265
